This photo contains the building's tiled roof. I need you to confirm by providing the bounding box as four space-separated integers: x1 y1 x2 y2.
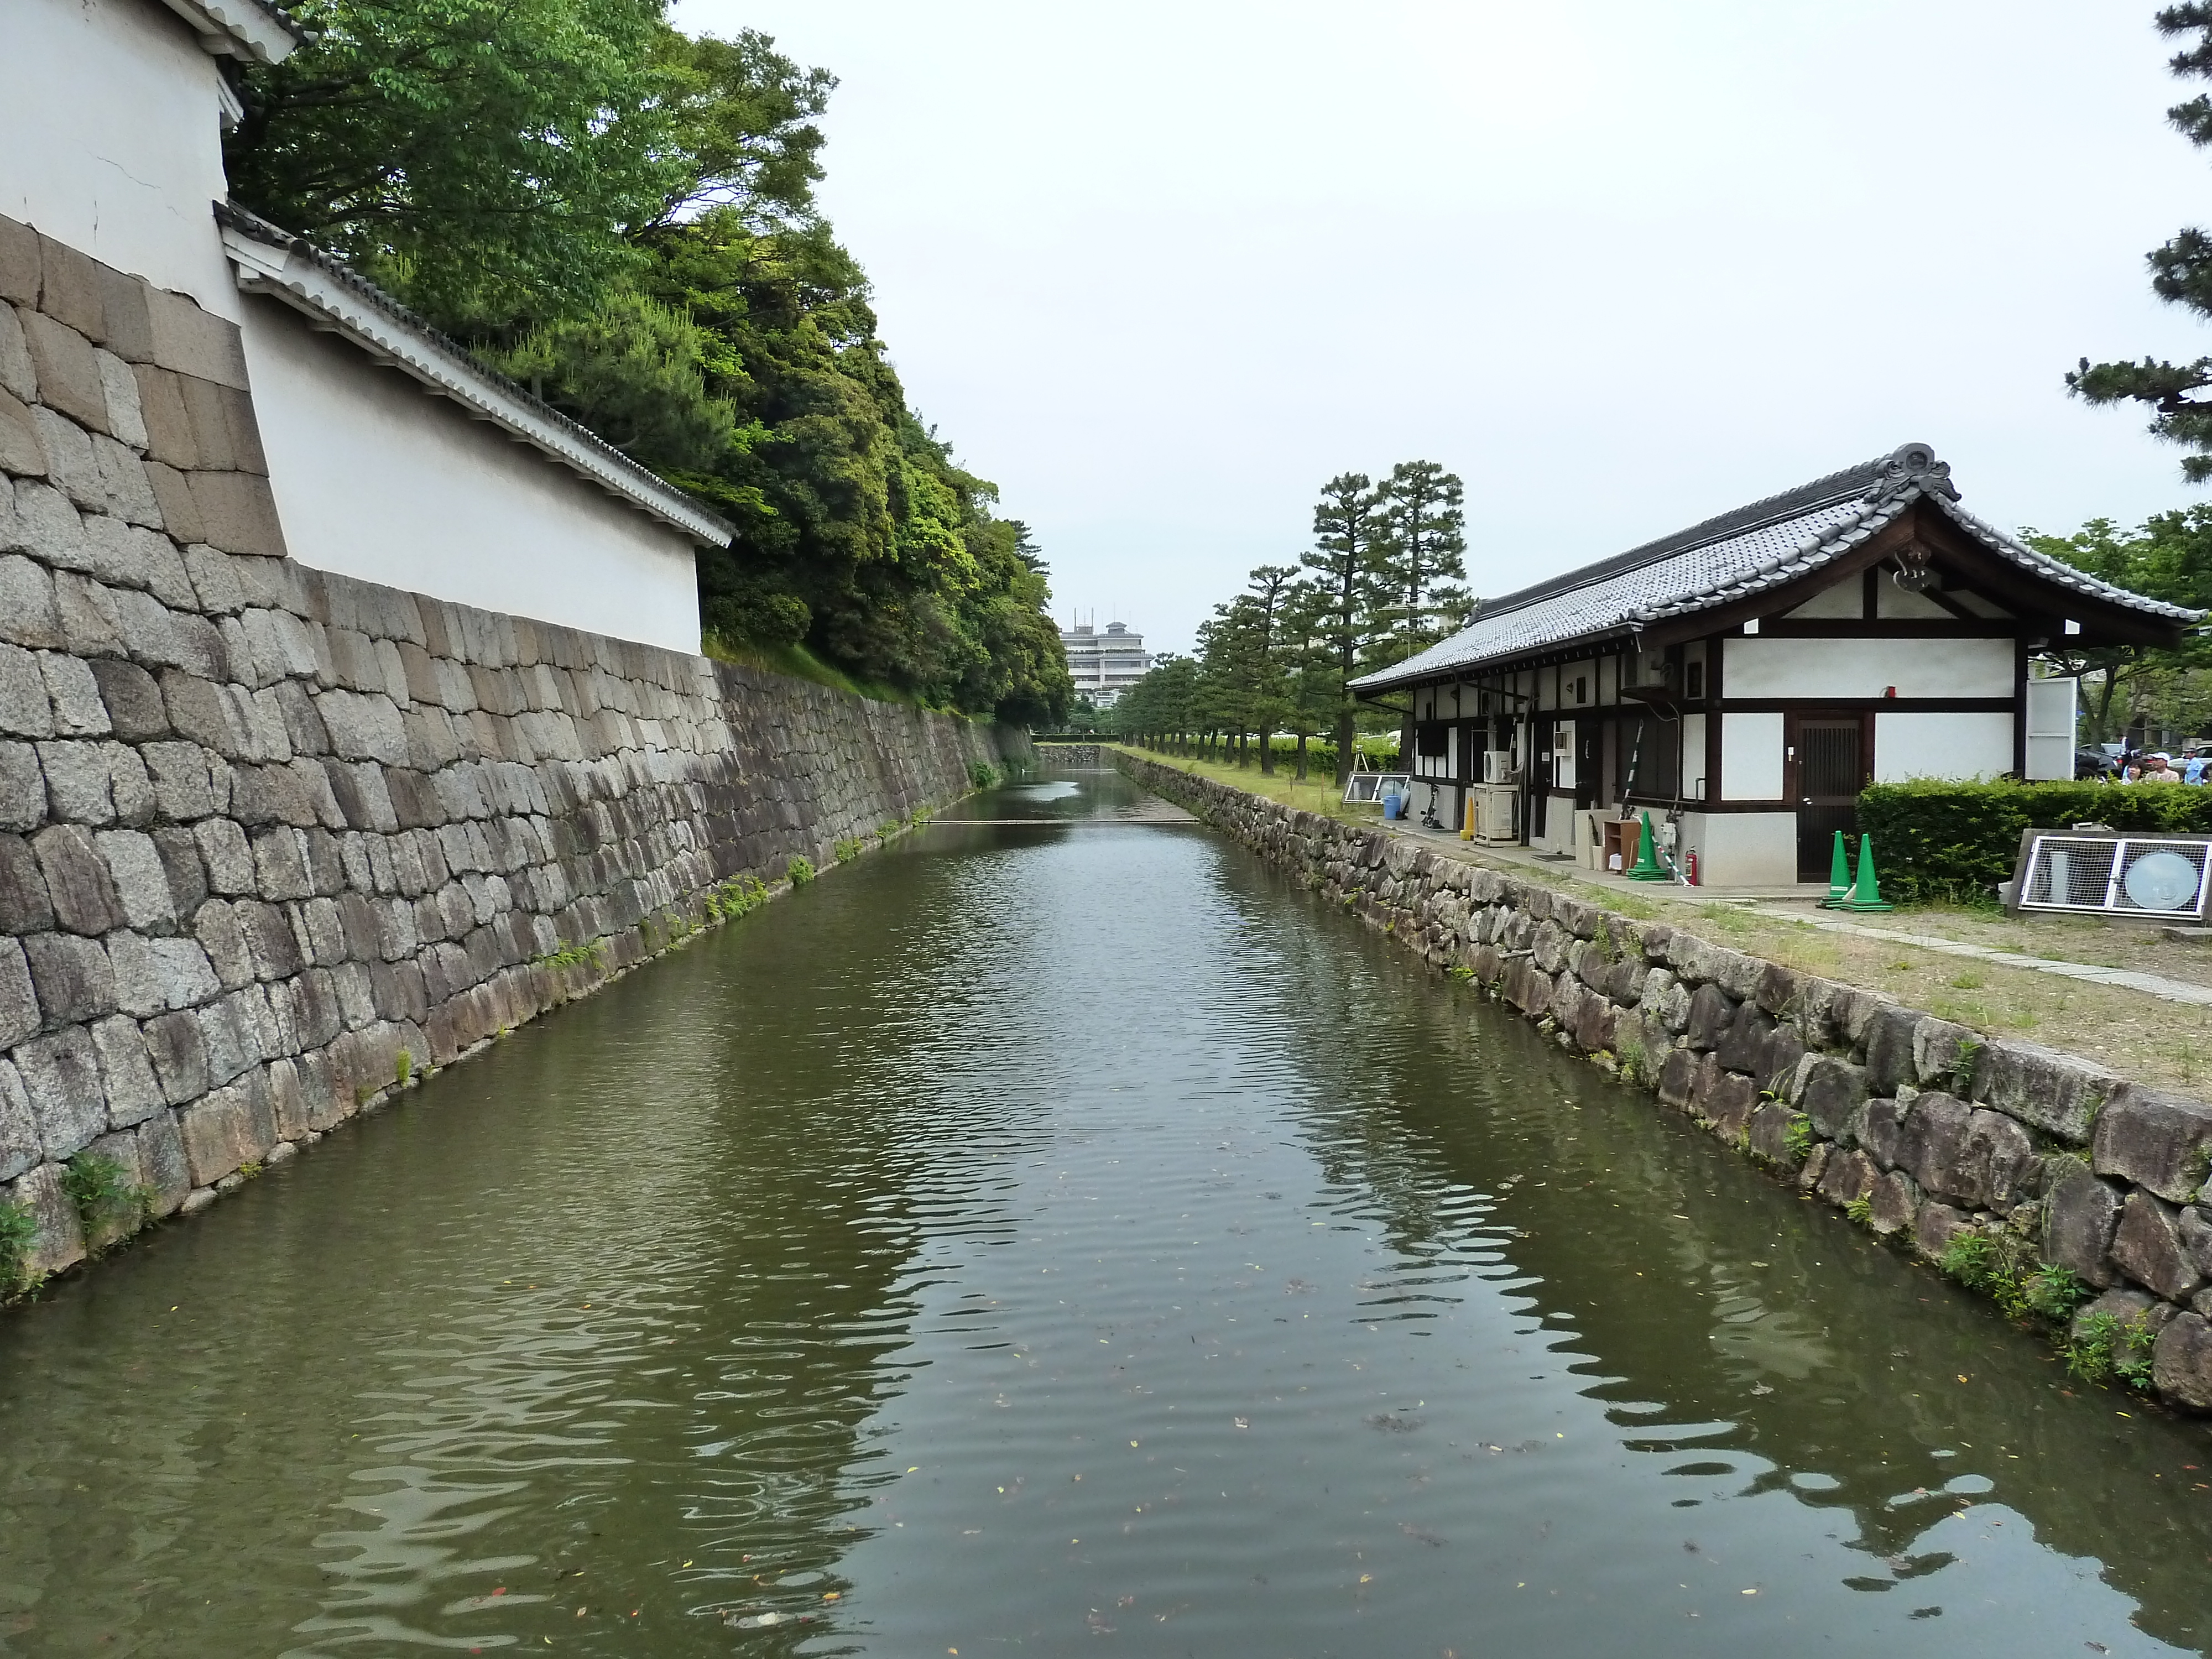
1351 442 2201 692
215 204 733 546
157 0 306 61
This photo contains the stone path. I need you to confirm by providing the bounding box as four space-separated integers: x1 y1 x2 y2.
1738 907 2212 1008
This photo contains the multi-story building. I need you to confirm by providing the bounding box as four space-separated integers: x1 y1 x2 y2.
1061 621 1153 708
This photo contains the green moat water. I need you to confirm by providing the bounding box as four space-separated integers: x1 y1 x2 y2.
3 767 2210 1656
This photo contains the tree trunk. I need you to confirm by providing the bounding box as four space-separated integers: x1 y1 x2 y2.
1259 727 1275 775
1294 732 1308 781
1334 707 1356 786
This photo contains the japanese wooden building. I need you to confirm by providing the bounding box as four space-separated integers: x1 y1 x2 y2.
1348 443 2198 885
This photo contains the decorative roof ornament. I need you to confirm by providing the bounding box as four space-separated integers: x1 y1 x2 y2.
1865 441 1958 503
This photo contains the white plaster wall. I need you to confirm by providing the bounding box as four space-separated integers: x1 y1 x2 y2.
1725 636 2013 699
1873 712 2014 782
1 0 241 316
1721 711 1785 800
1681 812 1798 887
1877 580 1953 619
1783 575 1862 619
242 302 703 654
1682 712 1707 799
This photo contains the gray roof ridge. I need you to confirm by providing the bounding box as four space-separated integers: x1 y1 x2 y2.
213 201 734 543
1927 494 2205 623
1463 448 1903 624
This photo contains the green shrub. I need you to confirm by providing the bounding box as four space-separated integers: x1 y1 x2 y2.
2023 1265 2093 1322
0 1199 37 1290
705 876 770 922
968 760 1001 789
787 855 816 886
1939 1230 2040 1321
2068 1308 2159 1387
834 836 864 863
534 938 606 969
62 1152 148 1243
1858 778 2212 904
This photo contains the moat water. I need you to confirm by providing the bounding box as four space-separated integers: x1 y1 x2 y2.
3 767 2211 1656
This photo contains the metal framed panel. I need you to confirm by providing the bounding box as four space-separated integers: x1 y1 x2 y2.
2010 832 2212 921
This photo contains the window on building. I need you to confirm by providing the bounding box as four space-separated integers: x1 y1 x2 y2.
1620 714 1680 800
1684 660 1704 700
1415 722 1448 758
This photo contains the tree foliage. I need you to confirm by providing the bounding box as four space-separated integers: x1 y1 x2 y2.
1112 460 1468 778
2026 505 2212 738
2067 4 2212 477
226 2 1070 724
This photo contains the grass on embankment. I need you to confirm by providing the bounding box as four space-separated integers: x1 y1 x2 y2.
1112 745 2212 1095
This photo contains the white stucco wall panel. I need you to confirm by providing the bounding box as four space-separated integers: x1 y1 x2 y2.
2 0 241 316
1873 712 2014 783
1681 811 1797 887
1682 712 1707 799
1721 711 1785 801
1783 575 1862 619
242 302 702 654
1724 636 2013 700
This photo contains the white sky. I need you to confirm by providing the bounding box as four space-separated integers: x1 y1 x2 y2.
671 0 2212 655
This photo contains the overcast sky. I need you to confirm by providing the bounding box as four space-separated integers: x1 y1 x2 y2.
671 0 2212 655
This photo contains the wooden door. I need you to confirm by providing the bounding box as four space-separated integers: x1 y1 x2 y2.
1788 712 1869 880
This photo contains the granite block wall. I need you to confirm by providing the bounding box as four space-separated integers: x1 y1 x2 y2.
1117 751 2212 1417
0 212 1019 1286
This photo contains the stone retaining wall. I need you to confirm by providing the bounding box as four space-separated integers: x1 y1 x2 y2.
1116 750 2212 1416
0 213 1021 1288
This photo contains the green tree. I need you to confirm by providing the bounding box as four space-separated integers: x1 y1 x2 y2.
2068 6 2212 476
226 0 682 330
1373 460 1472 664
2026 505 2212 738
233 11 1069 724
1302 473 1391 784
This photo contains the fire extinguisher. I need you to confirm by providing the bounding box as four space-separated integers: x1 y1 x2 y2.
1685 849 1699 885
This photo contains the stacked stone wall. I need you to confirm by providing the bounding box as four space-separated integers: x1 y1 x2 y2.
1117 750 2212 1416
0 212 1020 1285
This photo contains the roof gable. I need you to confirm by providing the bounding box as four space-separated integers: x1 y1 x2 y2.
1352 442 2200 691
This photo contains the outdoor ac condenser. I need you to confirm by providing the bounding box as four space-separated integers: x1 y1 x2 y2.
1477 785 1519 844
1481 750 1514 784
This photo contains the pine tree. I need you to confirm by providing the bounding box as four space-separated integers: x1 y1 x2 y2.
2069 5 2212 476
1301 473 1391 785
1373 460 1472 663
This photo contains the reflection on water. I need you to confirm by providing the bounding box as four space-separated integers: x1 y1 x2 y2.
0 766 2209 1656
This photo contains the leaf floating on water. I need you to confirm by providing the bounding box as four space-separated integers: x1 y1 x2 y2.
1750 1384 1773 1396
1233 1417 1249 1430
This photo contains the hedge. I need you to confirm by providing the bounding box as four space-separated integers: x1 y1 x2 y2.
1856 779 2212 902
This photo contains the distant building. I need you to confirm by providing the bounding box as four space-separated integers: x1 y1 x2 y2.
1061 620 1152 707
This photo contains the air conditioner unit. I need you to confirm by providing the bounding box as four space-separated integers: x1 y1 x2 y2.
1619 649 1672 690
1477 785 1520 844
1481 749 1514 784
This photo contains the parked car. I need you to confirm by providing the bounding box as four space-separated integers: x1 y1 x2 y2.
2075 745 2121 779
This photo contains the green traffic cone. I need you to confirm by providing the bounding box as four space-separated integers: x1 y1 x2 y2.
1625 810 1670 881
1837 831 1893 912
1820 830 1851 908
